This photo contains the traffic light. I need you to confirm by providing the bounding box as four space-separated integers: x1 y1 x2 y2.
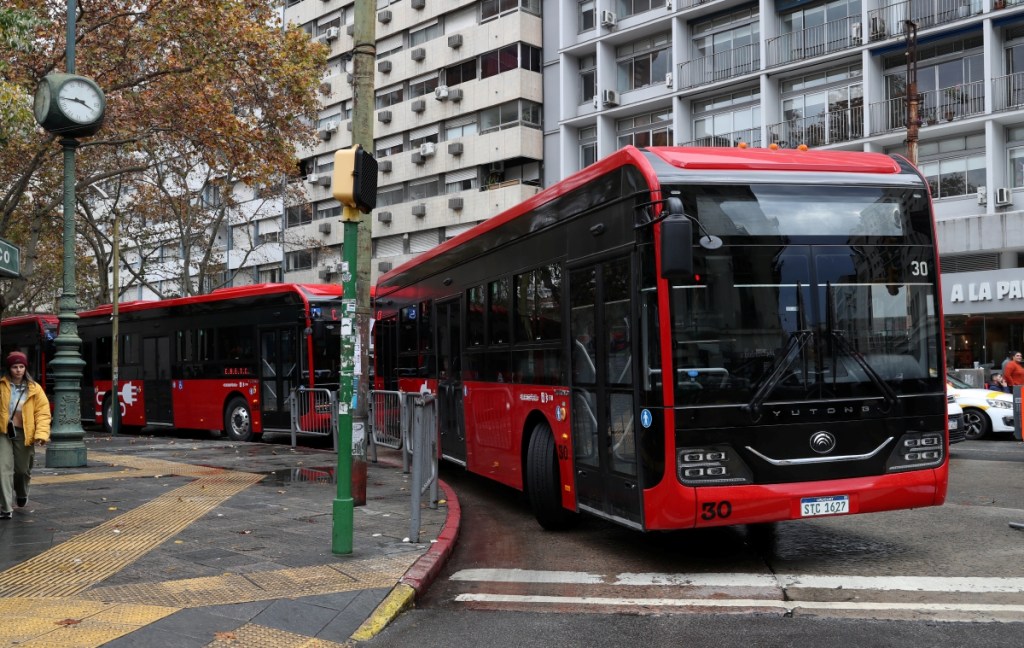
332 145 378 217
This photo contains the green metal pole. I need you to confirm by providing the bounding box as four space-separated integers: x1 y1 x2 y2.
333 0 376 555
46 138 88 467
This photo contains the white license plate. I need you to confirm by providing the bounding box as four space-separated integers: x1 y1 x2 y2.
800 495 849 517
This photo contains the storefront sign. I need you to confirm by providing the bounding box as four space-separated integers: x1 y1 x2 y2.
942 268 1024 315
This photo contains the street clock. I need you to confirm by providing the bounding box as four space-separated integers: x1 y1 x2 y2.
34 73 106 138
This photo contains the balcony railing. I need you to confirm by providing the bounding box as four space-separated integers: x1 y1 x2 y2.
767 105 864 148
992 72 1024 112
866 0 983 42
679 43 760 89
681 127 762 148
868 81 985 134
767 16 861 67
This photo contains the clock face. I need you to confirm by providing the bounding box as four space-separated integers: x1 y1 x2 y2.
33 81 51 123
57 78 103 124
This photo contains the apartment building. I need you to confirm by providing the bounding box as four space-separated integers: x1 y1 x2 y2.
544 0 1024 369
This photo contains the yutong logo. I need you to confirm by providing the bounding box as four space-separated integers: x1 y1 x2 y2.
809 431 837 454
771 404 877 418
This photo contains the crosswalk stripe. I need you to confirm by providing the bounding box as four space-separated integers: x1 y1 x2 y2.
451 569 1024 593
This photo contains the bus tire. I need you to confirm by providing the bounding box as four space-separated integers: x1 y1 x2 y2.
224 397 253 442
526 421 575 531
102 396 114 434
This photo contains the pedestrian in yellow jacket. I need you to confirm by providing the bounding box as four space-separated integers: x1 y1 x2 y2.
0 351 51 519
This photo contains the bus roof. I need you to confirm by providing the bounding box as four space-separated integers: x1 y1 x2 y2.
78 283 343 318
646 147 903 174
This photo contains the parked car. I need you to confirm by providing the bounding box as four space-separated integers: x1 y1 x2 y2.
946 373 1015 440
947 392 966 444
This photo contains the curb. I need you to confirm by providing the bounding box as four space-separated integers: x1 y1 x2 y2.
349 479 461 642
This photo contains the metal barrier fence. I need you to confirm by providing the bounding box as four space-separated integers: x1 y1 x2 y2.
409 392 439 543
289 387 338 451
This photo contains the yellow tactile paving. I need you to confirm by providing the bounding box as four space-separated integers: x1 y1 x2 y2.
205 622 352 647
0 471 263 598
88 451 233 477
0 598 177 647
81 554 419 607
33 469 163 485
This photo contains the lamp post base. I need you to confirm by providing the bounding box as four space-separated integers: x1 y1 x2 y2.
45 440 87 468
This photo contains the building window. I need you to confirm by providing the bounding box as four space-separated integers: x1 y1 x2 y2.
579 0 595 31
616 33 671 92
579 126 597 168
286 204 313 227
616 0 656 18
316 202 341 220
257 231 280 245
200 183 223 208
445 60 478 86
446 118 478 140
482 0 541 22
616 110 672 148
918 133 986 199
579 55 596 105
480 100 543 133
410 130 439 149
258 266 280 283
1009 126 1024 188
779 65 863 147
375 84 404 109
377 184 405 207
692 87 760 147
409 21 443 47
446 174 477 193
286 250 313 271
481 43 542 79
376 139 403 157
409 75 440 99
409 177 441 201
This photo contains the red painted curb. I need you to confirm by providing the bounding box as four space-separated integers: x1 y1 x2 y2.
400 479 460 595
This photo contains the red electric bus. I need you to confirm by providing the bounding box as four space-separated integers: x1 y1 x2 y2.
74 283 345 440
374 145 948 531
0 314 59 396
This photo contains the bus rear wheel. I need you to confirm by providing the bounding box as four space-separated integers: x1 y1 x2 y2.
526 421 576 531
224 397 253 442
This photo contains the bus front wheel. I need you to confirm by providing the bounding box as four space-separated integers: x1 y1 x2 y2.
526 421 575 531
224 397 253 442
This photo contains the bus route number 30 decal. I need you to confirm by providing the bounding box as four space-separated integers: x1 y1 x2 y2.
700 501 732 521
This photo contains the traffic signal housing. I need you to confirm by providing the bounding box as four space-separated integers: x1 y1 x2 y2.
332 145 378 217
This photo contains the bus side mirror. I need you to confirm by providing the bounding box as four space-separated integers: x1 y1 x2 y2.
660 208 693 280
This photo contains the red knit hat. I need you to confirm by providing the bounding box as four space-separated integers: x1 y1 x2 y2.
6 351 27 367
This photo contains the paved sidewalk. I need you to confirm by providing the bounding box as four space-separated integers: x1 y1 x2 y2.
0 430 459 647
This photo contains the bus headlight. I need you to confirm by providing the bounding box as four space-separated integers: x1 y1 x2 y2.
885 431 945 472
676 446 752 486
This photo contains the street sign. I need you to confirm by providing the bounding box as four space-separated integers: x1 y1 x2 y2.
0 238 20 278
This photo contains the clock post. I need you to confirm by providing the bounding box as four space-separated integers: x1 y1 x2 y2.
32 1 105 468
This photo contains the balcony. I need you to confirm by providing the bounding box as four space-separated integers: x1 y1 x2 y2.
679 43 759 90
866 0 983 42
868 81 985 134
681 127 762 148
992 72 1024 112
767 16 862 68
767 105 864 148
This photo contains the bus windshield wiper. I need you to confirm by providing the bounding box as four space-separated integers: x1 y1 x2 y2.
829 330 898 412
743 329 814 421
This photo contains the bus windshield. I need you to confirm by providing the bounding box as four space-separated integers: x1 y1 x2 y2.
666 184 941 407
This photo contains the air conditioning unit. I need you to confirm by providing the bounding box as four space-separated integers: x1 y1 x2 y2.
318 268 332 280
379 160 393 173
378 10 392 23
316 124 337 140
378 261 393 273
448 88 464 102
324 27 340 41
420 142 436 157
448 34 463 49
602 89 619 106
851 22 862 44
977 186 987 205
318 222 332 234
306 173 320 184
315 174 330 187
600 10 617 27
448 197 464 211
411 48 426 61
412 0 425 8
448 142 464 156
378 211 393 224
411 99 426 113
412 204 427 217
996 187 1014 206
665 72 673 88
378 60 392 73
435 85 450 101
412 152 425 165
377 110 392 123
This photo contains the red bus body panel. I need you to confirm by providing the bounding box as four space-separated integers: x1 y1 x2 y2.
91 379 263 432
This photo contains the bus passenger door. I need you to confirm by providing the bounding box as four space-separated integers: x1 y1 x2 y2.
143 336 172 425
259 327 297 431
569 258 642 526
436 298 466 464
